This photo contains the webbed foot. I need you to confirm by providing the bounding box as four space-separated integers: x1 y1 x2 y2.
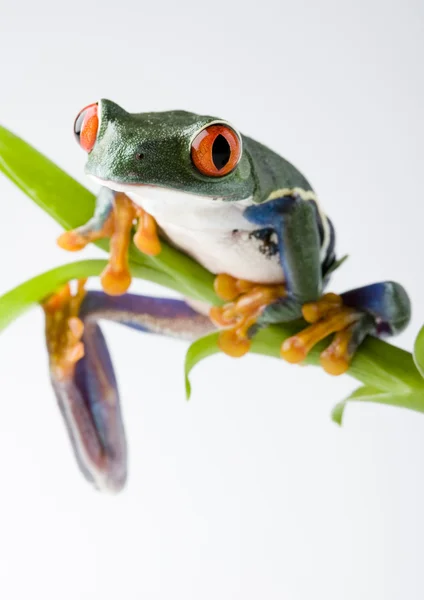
43 279 87 380
281 293 375 375
210 273 286 357
58 193 161 296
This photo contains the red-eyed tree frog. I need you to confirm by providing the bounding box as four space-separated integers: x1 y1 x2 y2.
43 99 410 492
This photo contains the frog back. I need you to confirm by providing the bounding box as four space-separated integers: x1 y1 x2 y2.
242 135 315 203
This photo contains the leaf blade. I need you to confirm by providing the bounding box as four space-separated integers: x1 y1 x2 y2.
413 325 424 379
0 259 106 333
184 332 221 399
331 385 424 426
0 125 96 229
0 259 189 334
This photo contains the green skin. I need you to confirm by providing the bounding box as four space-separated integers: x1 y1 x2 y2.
51 99 410 493
87 99 312 202
82 99 326 306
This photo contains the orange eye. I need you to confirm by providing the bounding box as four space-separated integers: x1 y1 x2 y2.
74 103 99 152
191 123 241 177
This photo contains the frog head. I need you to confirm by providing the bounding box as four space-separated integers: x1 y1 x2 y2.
74 99 254 201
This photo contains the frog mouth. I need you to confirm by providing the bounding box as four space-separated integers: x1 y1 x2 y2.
89 175 156 193
89 175 227 207
89 175 245 203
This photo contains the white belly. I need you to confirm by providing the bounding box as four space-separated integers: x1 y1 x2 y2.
100 181 285 284
156 221 283 283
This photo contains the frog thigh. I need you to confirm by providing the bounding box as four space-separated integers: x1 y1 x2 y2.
341 281 411 335
46 291 214 493
244 195 324 316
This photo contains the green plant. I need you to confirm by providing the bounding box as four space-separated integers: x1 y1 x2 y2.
1 124 424 424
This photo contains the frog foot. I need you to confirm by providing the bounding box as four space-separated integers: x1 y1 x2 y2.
42 279 87 381
210 273 286 357
57 193 161 296
57 217 114 251
281 293 368 375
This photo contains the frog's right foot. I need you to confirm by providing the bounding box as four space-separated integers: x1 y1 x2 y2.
281 293 369 375
57 225 113 252
57 192 162 296
209 273 286 357
281 282 411 375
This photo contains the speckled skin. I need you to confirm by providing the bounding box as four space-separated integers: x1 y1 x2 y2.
87 100 312 202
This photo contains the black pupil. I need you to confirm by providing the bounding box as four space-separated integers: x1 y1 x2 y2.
74 110 86 141
212 134 231 170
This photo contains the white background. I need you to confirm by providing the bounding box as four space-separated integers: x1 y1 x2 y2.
0 1 424 598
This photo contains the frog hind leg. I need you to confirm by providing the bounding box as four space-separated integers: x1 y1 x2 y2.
210 274 288 356
210 195 324 357
281 281 411 375
211 195 411 376
43 286 214 493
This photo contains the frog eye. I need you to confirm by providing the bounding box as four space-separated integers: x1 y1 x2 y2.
74 103 99 152
191 123 241 177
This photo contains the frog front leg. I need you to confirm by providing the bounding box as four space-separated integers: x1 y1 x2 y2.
43 284 214 492
57 187 161 295
57 186 115 251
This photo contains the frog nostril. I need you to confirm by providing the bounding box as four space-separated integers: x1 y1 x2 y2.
135 152 145 161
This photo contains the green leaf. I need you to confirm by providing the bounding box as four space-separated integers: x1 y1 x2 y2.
185 325 424 415
331 384 424 425
0 125 96 230
184 325 302 401
148 244 220 306
331 399 347 426
0 260 106 333
324 253 349 277
0 258 202 334
184 332 221 399
332 386 381 425
413 325 424 379
250 326 424 393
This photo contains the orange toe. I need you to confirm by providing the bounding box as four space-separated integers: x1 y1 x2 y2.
133 209 161 256
211 275 286 359
302 293 343 324
43 280 87 380
57 231 89 252
280 337 308 363
320 351 350 376
319 326 354 376
218 330 251 358
100 266 132 296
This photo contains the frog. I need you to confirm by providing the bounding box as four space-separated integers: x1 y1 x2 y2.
45 99 411 492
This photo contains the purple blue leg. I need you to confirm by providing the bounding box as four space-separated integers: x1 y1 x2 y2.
44 290 214 493
280 280 411 375
341 281 411 336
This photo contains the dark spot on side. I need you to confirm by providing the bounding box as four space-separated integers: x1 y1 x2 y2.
249 228 278 258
